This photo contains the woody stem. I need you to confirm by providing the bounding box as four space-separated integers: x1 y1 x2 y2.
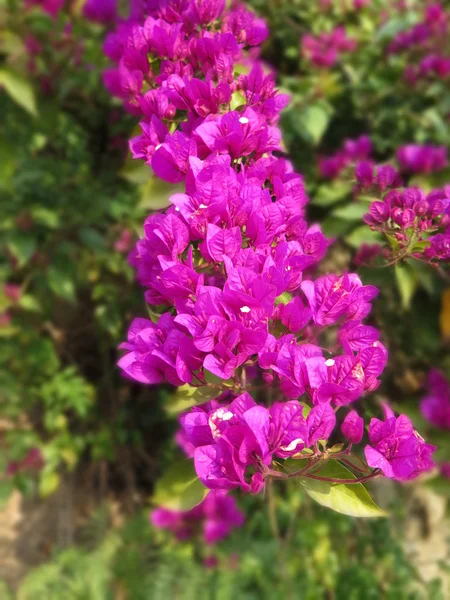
266 468 381 485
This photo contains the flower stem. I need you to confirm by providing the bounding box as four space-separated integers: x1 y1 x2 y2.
266 467 381 485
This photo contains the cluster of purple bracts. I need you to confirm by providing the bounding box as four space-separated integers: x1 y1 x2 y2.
388 2 450 84
396 144 448 175
421 369 450 431
151 489 244 544
109 0 435 495
319 135 373 180
357 163 450 263
302 26 357 69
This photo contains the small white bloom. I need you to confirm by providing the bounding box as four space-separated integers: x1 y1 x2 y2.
239 116 249 124
240 306 251 313
325 358 335 367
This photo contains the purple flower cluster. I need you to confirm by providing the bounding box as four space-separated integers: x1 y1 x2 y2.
25 0 65 19
151 490 244 544
111 1 435 495
396 144 448 174
180 392 337 492
103 0 270 118
7 448 44 477
365 404 436 481
83 0 117 24
357 164 450 263
421 369 450 430
302 26 357 69
319 135 372 180
388 2 450 84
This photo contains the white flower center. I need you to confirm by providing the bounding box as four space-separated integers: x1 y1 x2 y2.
240 306 251 313
155 143 162 150
325 359 335 367
199 204 207 209
239 116 249 124
280 438 304 452
220 410 234 421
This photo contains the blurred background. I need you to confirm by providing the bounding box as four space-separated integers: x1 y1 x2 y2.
1 0 450 597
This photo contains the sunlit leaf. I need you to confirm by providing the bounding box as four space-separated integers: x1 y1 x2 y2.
152 459 208 511
48 267 76 303
332 203 368 222
39 471 60 498
165 384 225 416
297 102 332 145
395 262 417 310
0 69 37 115
300 461 386 518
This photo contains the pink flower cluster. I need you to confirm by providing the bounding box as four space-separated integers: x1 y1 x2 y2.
397 144 448 174
358 164 450 263
7 448 44 476
421 369 450 430
319 135 372 180
151 490 244 544
302 26 357 68
25 0 65 19
83 0 117 24
388 2 450 84
111 1 435 495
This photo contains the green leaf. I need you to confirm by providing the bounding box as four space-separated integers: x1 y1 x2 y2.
275 292 292 306
375 14 420 42
332 203 368 222
297 102 331 145
345 226 383 249
7 236 37 268
300 461 386 518
31 207 59 229
18 295 41 312
138 177 178 210
48 267 76 303
230 90 246 111
0 69 37 116
298 402 311 417
39 471 60 498
165 384 224 416
79 228 106 250
395 262 418 310
152 460 208 511
312 181 352 207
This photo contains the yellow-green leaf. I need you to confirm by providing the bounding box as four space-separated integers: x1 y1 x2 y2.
152 460 208 511
0 69 37 116
39 471 60 498
165 384 223 416
395 262 417 310
300 461 386 518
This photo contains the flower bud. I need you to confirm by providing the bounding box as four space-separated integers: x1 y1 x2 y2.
341 410 364 444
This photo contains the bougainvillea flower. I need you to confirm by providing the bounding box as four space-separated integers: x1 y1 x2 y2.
364 404 436 480
151 490 244 544
420 369 450 429
341 410 364 444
